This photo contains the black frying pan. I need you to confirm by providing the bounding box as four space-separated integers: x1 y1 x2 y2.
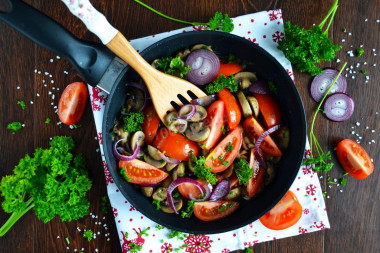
1 0 306 234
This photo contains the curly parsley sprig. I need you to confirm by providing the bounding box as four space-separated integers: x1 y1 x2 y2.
133 0 234 33
278 0 342 76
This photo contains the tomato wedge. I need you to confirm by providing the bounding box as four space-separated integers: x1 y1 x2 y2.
247 149 265 197
178 179 209 199
153 130 199 161
206 127 243 173
119 159 168 185
259 190 302 230
200 100 225 150
215 62 243 79
243 116 282 156
142 104 160 144
58 82 88 125
254 93 281 129
194 200 239 221
218 88 242 130
336 139 374 179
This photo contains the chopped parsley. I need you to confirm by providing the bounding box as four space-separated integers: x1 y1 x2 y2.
154 56 191 78
234 159 253 186
356 48 364 57
123 111 144 133
120 168 132 182
190 153 217 185
83 230 94 242
205 74 238 94
246 248 254 253
17 101 26 110
218 202 233 212
267 81 278 94
220 125 227 134
45 118 51 124
155 224 164 230
226 142 234 152
169 229 185 240
101 195 111 214
180 200 195 218
340 177 347 186
7 121 22 134
65 237 70 245
361 69 367 74
129 242 143 253
152 199 162 210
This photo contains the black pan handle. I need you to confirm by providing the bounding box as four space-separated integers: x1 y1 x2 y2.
0 0 115 86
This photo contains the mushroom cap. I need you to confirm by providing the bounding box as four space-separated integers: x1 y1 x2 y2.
185 122 210 142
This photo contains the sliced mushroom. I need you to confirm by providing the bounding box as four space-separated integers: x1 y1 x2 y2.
165 111 178 125
221 164 234 178
237 91 253 117
241 188 252 201
242 136 255 150
237 149 248 160
130 131 145 152
187 159 196 173
191 44 212 51
275 126 290 150
141 187 153 197
172 162 186 181
176 48 191 59
234 72 258 90
161 177 173 188
113 122 130 144
152 187 168 201
169 119 188 133
147 145 163 160
247 96 259 118
185 122 210 142
124 87 145 112
144 153 166 168
224 187 242 201
161 198 183 213
188 105 207 122
165 163 178 172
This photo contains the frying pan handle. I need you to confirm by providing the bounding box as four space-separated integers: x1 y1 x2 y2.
0 0 115 86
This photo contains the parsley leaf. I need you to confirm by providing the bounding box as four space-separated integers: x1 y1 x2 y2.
277 0 342 76
155 56 191 78
7 122 23 134
134 1 234 33
180 200 195 218
83 230 94 242
45 118 51 124
205 74 238 94
190 153 217 185
234 159 253 186
356 48 364 57
0 136 92 236
152 199 161 210
17 101 26 110
123 111 144 133
226 142 234 152
169 229 185 240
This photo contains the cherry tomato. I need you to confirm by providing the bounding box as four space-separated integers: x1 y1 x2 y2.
247 149 265 197
194 200 239 221
200 100 225 150
336 139 374 179
259 190 302 230
218 89 242 130
205 127 243 173
243 116 282 156
142 104 160 144
58 82 88 125
254 93 281 129
119 159 168 185
178 179 208 199
215 62 243 79
153 129 199 161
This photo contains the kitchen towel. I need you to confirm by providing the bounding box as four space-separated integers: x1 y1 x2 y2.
89 9 330 253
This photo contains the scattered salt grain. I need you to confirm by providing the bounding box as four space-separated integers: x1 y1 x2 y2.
356 122 361 126
69 125 74 129
366 76 370 80
42 80 45 83
48 91 52 95
347 50 354 57
77 227 81 232
66 247 69 250
372 140 376 143
17 86 20 89
329 185 332 188
44 84 47 87
360 44 364 48
341 39 345 42
30 101 34 104
320 176 323 179
336 58 341 63
102 217 106 220
327 196 330 199
348 32 352 36
352 76 355 79
51 80 55 84
57 121 62 125
50 59 54 63
366 126 369 129
92 214 95 218
377 19 380 23
351 131 355 134
56 56 61 59
340 190 343 193
57 236 60 239
37 71 41 74
365 18 368 22
81 248 84 251
63 71 68 74
333 178 338 182
371 158 374 162
371 130 375 133
96 149 100 152
95 249 98 252
337 184 340 187
52 95 55 100
364 62 367 65
37 93 40 97
97 232 101 235
373 64 377 67
74 249 77 252
107 238 110 241
359 136 362 139
51 102 54 105
34 69 37 73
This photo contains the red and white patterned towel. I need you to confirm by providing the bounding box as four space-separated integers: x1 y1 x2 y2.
89 10 329 253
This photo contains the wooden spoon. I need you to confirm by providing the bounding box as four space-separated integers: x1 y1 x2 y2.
61 0 206 123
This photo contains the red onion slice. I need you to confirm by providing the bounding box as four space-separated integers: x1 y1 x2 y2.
188 183 212 202
249 80 270 94
209 178 231 201
254 125 282 169
159 153 181 165
185 49 220 86
167 178 209 214
113 138 140 161
177 104 197 120
190 94 217 107
310 68 347 102
323 92 354 122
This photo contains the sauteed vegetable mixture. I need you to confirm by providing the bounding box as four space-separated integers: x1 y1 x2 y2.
112 45 289 221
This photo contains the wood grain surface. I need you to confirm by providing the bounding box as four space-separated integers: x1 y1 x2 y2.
0 0 379 252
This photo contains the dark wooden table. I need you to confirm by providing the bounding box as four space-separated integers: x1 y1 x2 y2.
0 0 379 252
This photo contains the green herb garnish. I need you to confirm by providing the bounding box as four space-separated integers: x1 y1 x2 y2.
134 0 234 33
169 229 185 240
154 56 191 78
226 142 234 152
361 69 367 74
45 118 51 124
123 111 144 133
190 153 217 185
17 101 26 110
218 202 233 212
356 48 364 57
277 0 342 76
7 121 22 134
152 199 161 210
0 136 92 237
83 229 94 242
180 200 195 218
205 74 238 94
267 81 278 94
234 159 253 186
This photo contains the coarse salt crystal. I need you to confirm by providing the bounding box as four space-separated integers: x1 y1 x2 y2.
45 72 49 75
373 64 377 66
351 131 355 134
359 136 362 139
364 62 367 65
44 84 47 87
57 235 60 238
371 158 374 162
97 232 100 235
371 130 375 132
352 76 355 79
66 247 69 250
81 248 84 251
38 71 41 74
30 101 34 104
341 39 345 42
57 121 62 125
51 102 54 105
337 58 341 63
377 19 380 23
52 87 55 90
340 190 343 193
50 59 53 63
372 140 375 143
360 44 364 48
74 249 77 252
17 86 20 89
34 69 37 73
366 126 369 129
48 91 52 95
348 32 352 36
56 56 61 59
42 80 45 83
107 238 110 241
327 196 330 199
52 95 55 100
37 93 40 97
51 80 54 84
365 18 368 22
356 122 361 126
366 76 370 80
95 248 98 252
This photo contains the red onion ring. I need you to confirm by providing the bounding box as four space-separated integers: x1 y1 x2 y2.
185 49 220 85
310 68 347 102
113 138 140 161
159 153 181 165
249 80 270 94
189 183 212 202
209 178 231 201
254 124 282 169
190 94 217 107
167 178 210 214
177 104 197 120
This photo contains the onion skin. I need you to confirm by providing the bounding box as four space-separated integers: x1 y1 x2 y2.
254 124 282 169
185 49 220 85
209 179 231 201
177 104 197 120
113 138 140 161
159 153 181 165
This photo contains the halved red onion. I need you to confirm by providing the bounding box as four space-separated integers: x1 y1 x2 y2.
190 94 217 107
159 153 181 165
185 49 220 86
249 80 270 94
177 104 197 120
113 138 140 161
323 92 354 122
254 125 282 169
310 68 347 102
209 178 231 201
167 178 209 214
